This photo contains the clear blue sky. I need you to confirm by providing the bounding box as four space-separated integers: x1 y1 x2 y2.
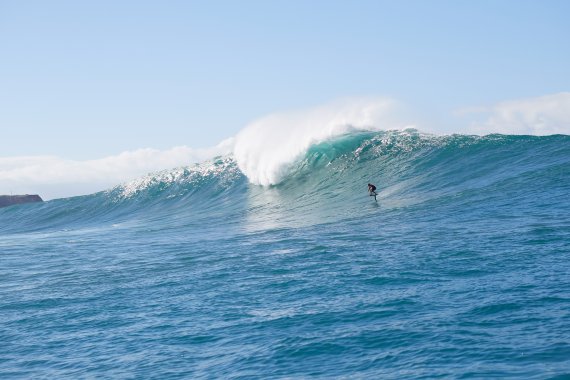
1 0 569 159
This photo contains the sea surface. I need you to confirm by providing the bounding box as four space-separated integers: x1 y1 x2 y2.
1 131 569 379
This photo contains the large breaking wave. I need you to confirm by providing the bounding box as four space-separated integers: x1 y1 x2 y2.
3 94 570 200
1 129 568 236
233 98 409 185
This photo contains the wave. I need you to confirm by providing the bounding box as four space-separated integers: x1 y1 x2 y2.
1 131 568 236
3 95 569 201
233 98 411 185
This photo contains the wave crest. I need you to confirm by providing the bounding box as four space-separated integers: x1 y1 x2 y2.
233 98 411 185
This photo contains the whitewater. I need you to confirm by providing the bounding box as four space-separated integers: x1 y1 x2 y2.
1 106 570 378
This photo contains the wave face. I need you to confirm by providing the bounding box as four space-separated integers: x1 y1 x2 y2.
1 131 570 378
3 131 567 233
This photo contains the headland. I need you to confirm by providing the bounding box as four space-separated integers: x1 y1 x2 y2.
0 195 43 208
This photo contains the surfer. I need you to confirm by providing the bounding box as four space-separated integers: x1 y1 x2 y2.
368 183 377 201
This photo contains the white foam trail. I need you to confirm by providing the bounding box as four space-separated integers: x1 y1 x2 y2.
233 98 412 186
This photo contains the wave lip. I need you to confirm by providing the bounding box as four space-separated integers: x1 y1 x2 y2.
233 98 410 186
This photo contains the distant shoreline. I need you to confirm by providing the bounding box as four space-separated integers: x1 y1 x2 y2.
0 195 43 208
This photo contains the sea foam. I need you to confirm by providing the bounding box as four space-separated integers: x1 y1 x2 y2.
233 98 411 185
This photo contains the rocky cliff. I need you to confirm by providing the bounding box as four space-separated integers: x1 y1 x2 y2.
0 195 43 208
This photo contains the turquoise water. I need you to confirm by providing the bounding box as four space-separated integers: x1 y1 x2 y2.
1 132 570 378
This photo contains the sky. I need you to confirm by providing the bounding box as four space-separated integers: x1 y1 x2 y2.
1 0 569 199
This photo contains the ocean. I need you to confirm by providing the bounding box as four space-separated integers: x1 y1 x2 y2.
1 130 569 378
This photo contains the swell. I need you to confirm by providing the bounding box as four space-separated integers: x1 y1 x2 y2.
0 158 247 235
1 132 568 235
